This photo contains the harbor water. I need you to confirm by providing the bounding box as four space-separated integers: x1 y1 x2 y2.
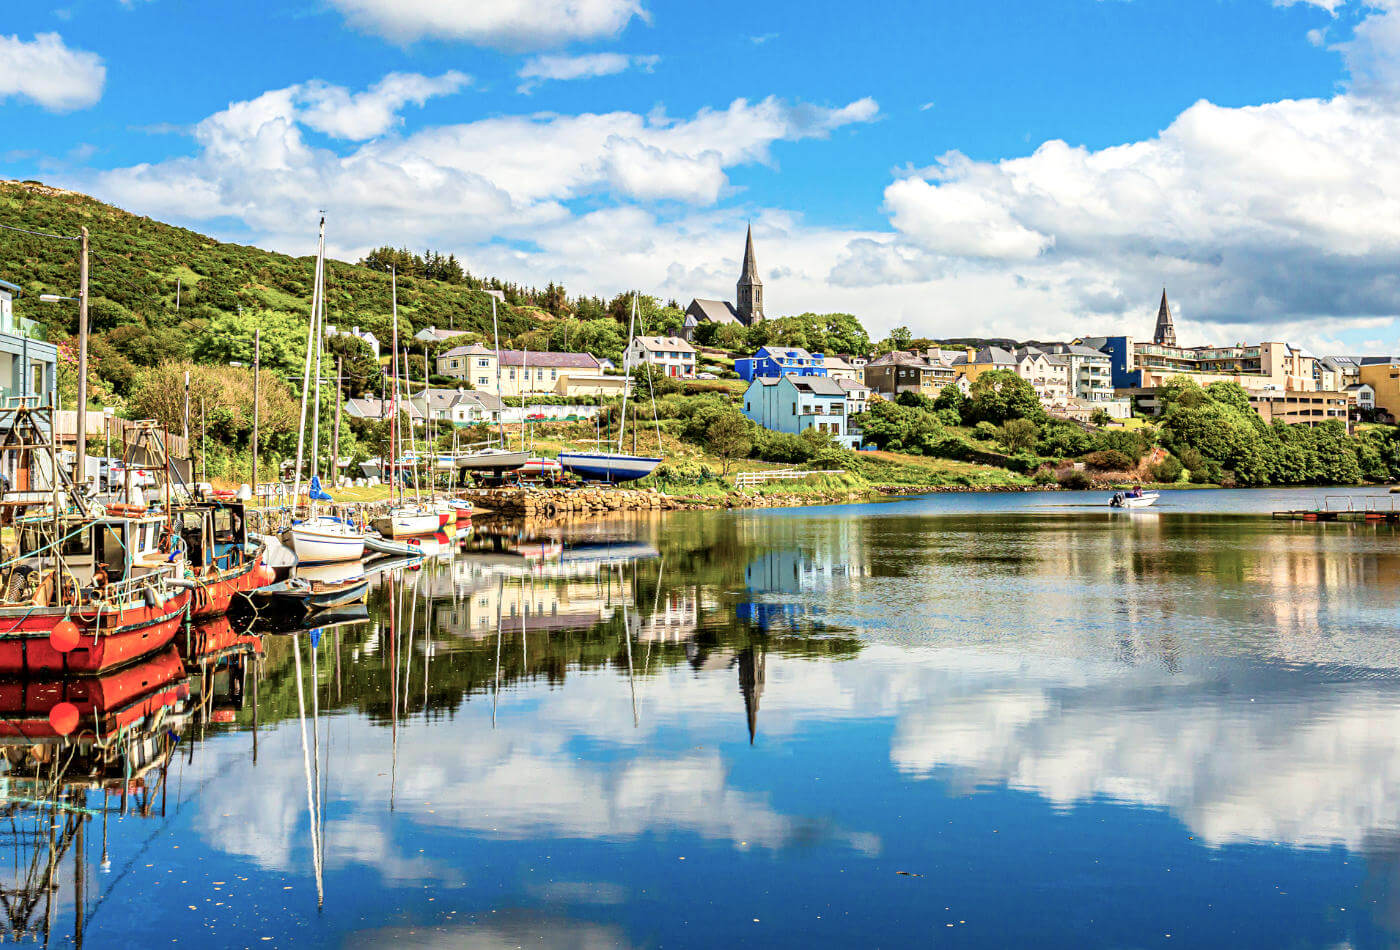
21 487 1400 947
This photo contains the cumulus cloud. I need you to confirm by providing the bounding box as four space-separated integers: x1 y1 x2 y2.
296 71 470 140
88 84 879 255
516 53 658 93
328 0 646 50
0 32 104 112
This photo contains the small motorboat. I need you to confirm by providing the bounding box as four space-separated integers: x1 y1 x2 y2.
241 575 369 620
373 504 449 538
285 516 366 564
364 532 421 557
1109 490 1160 509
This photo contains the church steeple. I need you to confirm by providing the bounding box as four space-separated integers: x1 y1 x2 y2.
736 224 764 325
1153 288 1177 347
738 645 765 745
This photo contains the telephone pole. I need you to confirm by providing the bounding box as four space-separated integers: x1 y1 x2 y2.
75 226 89 484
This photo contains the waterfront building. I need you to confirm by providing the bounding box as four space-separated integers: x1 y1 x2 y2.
324 323 380 359
0 281 57 406
435 345 603 395
742 374 861 448
1041 343 1115 401
1358 357 1400 421
682 225 767 339
735 346 827 382
823 355 862 383
410 388 505 426
626 335 697 378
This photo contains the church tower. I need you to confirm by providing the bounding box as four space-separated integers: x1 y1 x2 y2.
736 225 764 325
1153 288 1177 347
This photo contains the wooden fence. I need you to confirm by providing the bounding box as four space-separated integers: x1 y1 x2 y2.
733 469 845 489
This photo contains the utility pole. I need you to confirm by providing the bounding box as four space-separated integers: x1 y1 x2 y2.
75 225 89 484
332 354 342 488
175 276 181 311
200 396 206 485
252 327 261 500
183 370 190 442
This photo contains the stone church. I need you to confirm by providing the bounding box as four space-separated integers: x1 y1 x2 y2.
683 226 766 340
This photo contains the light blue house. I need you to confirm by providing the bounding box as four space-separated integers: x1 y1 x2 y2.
735 346 827 382
742 374 860 449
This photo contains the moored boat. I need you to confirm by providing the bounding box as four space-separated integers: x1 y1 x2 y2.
243 575 369 619
0 646 189 740
1109 490 1159 509
372 505 449 538
557 451 662 483
173 499 272 618
285 516 367 564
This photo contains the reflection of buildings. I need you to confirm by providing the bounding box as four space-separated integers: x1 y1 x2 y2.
738 541 873 631
433 559 636 639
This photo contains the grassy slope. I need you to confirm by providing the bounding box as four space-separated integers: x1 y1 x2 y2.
0 180 535 344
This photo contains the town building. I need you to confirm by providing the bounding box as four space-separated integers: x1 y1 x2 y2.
1346 383 1376 416
741 374 861 449
414 326 472 346
0 280 57 407
863 350 956 398
555 374 628 398
1041 343 1115 401
1321 356 1362 389
1358 357 1400 421
682 226 768 339
735 346 827 382
410 388 505 426
324 324 380 359
435 345 603 396
836 377 870 415
626 336 697 378
823 355 862 383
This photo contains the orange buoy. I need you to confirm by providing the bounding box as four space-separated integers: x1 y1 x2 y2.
48 702 79 735
50 619 80 653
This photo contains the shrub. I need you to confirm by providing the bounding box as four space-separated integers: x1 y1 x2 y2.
1151 454 1184 484
996 418 1040 453
1033 466 1059 486
972 421 1000 442
1083 449 1134 471
1090 408 1112 427
1058 469 1092 490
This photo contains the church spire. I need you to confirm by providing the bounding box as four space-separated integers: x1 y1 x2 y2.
736 224 764 325
738 645 765 745
1153 288 1177 347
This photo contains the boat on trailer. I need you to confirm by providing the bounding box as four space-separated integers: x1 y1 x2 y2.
557 451 662 483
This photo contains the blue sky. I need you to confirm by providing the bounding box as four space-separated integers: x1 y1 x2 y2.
2 0 1398 350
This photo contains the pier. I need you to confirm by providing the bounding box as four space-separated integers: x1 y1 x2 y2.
1272 496 1400 523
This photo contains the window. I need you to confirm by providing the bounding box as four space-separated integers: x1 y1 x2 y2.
477 359 489 367
478 377 489 386
509 369 516 380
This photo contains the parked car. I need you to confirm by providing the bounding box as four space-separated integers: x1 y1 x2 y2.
526 413 546 421
696 372 717 379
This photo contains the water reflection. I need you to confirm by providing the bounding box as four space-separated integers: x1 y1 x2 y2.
18 499 1400 947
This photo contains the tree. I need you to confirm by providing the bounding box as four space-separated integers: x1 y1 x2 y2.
129 361 300 456
705 410 754 475
324 333 383 397
1090 408 1112 427
996 418 1040 453
966 370 1044 424
194 309 308 379
887 326 913 350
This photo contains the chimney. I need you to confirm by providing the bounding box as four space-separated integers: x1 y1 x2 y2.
965 347 976 361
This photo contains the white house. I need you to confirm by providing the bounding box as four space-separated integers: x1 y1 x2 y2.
325 324 380 359
627 336 697 378
1347 383 1376 414
414 326 472 346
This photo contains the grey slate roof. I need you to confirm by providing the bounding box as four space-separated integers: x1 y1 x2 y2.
686 298 741 324
790 375 847 396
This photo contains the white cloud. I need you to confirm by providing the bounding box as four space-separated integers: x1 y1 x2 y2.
516 53 658 93
1273 0 1347 12
328 0 647 50
296 71 470 140
88 84 879 255
0 32 104 112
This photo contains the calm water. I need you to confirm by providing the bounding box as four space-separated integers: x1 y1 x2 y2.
17 488 1400 948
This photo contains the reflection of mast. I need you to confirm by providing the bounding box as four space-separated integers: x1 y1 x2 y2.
738 645 765 745
492 572 503 728
292 633 324 907
622 562 638 728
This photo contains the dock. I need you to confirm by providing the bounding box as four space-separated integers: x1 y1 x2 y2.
1273 496 1400 523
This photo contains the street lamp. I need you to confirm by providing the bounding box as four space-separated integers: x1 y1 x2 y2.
36 224 90 484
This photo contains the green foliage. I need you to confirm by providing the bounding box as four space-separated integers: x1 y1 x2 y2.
1039 421 1091 458
703 409 754 475
1151 453 1185 484
1089 408 1112 427
996 418 1040 453
851 400 945 454
1083 450 1135 471
965 370 1044 424
971 421 1000 442
359 246 466 283
1058 469 1093 490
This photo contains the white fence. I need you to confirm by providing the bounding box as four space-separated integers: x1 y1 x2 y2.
733 469 845 489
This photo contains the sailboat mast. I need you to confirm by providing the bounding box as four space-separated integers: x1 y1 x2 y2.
616 294 637 452
520 347 528 451
291 218 325 510
389 267 401 507
309 230 327 506
490 294 506 448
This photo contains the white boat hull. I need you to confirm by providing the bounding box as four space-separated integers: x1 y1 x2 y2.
457 450 529 472
557 452 661 483
1110 492 1160 509
373 509 447 538
287 523 367 564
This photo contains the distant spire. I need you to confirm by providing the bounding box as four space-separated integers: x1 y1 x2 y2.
738 645 765 745
736 224 764 325
1153 288 1177 347
741 223 758 280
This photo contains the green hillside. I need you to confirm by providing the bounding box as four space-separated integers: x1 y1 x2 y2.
0 178 538 367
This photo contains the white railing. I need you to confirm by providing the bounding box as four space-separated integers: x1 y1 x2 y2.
733 469 845 488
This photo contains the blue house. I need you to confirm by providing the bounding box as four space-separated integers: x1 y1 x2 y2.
1079 335 1139 388
0 281 57 406
735 346 827 382
742 374 860 449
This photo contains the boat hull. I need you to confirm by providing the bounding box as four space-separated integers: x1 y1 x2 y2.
190 549 268 620
1110 492 1160 509
557 452 662 483
457 450 529 472
0 590 190 675
288 524 367 564
0 646 189 740
373 511 449 538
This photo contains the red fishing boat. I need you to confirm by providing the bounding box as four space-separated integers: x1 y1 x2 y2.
0 511 193 675
172 500 273 618
0 645 189 740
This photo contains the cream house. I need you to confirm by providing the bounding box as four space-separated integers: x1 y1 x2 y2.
436 346 603 396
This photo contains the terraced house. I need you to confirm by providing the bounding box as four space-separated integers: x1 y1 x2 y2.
435 345 603 396
742 375 862 449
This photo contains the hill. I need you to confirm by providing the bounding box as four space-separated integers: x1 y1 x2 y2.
0 178 539 373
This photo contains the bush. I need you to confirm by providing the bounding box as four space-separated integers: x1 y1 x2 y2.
1083 449 1135 471
1151 454 1184 484
757 431 815 464
1033 467 1058 486
1090 408 1112 427
971 421 1000 442
996 418 1040 453
1058 469 1092 490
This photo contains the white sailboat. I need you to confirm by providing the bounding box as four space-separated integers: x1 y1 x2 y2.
454 291 528 474
559 294 662 483
285 218 366 564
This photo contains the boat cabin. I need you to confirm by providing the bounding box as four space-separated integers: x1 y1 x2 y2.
14 512 171 590
174 502 250 575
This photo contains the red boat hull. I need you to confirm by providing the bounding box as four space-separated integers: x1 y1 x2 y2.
181 614 262 666
0 646 189 739
0 590 190 675
190 553 267 620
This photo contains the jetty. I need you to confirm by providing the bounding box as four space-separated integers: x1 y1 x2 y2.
1272 496 1400 523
